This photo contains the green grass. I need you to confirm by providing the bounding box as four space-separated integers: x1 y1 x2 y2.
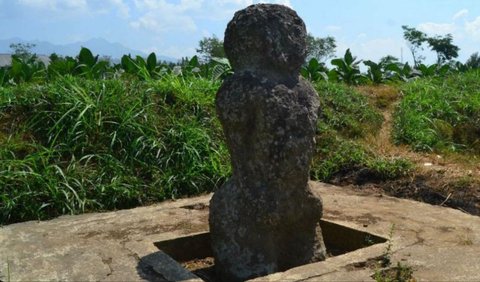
1 77 413 225
311 82 412 182
0 75 229 224
393 70 480 152
315 81 384 138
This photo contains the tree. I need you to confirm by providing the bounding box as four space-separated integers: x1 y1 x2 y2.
49 53 60 62
305 34 336 62
196 35 225 62
379 55 400 66
401 25 427 67
466 52 480 69
426 34 459 64
402 25 460 66
9 42 37 61
377 55 401 80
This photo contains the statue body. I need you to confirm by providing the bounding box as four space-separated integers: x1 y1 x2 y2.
209 4 326 281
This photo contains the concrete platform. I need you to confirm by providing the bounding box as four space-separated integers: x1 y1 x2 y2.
1 182 479 281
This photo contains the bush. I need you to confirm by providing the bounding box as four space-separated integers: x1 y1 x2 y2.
393 70 480 152
311 133 413 182
312 82 413 182
0 76 229 224
315 81 383 138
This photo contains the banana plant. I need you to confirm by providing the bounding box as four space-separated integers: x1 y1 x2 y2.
363 60 385 84
436 64 451 76
47 56 77 78
211 57 233 80
8 55 46 83
416 63 437 77
330 49 365 85
301 58 328 81
385 62 415 82
120 54 136 74
452 61 469 72
182 55 202 76
75 47 109 79
120 52 161 80
132 55 151 80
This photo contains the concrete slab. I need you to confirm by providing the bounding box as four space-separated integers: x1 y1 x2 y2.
1 182 479 281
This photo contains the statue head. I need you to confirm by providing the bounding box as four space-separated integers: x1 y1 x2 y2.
224 4 307 77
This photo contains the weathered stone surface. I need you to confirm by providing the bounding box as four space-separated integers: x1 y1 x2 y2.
1 182 480 281
224 4 307 79
0 197 209 282
209 4 326 281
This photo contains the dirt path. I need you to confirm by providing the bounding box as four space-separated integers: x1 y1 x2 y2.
350 85 480 215
369 99 477 178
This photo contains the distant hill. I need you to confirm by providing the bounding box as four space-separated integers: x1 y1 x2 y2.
0 38 177 62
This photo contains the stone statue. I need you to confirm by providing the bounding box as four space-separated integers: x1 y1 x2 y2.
209 4 326 281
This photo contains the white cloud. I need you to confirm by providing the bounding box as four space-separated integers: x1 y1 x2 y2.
84 0 131 18
134 0 201 11
415 14 480 43
131 0 292 34
131 0 199 33
453 9 468 21
17 0 130 18
106 0 130 18
465 16 480 40
358 38 405 62
417 22 456 35
131 11 197 33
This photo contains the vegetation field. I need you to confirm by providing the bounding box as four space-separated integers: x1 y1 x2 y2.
394 70 480 153
1 45 479 225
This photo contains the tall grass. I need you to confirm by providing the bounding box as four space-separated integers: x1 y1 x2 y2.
315 82 383 138
311 82 412 182
1 77 414 225
393 70 480 152
0 75 229 224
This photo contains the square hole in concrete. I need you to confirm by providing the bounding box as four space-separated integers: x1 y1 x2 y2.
154 219 386 281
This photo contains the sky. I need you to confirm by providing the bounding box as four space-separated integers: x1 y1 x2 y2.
1 0 480 64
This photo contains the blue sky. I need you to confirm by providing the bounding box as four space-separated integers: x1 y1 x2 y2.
1 0 480 63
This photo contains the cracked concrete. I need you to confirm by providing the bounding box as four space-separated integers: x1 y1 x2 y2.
0 196 208 281
1 182 479 281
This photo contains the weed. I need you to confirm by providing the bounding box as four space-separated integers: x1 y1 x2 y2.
356 85 400 110
0 76 229 224
315 81 383 138
311 82 413 182
382 223 396 267
374 262 415 282
0 73 411 224
393 70 480 153
373 224 415 282
311 134 413 183
364 234 375 246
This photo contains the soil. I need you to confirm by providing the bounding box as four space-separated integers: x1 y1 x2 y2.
334 85 480 216
180 247 351 281
181 257 216 282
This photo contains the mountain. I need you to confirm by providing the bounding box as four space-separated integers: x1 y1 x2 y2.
0 38 177 62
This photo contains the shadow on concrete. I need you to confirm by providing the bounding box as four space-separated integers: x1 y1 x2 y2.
137 251 199 282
